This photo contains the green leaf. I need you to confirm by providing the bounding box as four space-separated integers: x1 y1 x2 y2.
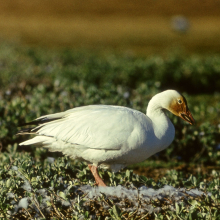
6 179 11 188
59 191 66 199
175 203 180 214
111 205 121 220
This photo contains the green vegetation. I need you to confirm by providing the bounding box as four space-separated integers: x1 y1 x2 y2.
1 147 220 219
0 42 220 219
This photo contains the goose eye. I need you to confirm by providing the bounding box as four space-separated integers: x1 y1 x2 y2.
178 99 182 104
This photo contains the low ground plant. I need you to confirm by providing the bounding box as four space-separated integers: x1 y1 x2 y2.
0 43 220 218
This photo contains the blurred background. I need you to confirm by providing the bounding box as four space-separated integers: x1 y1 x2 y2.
1 0 220 54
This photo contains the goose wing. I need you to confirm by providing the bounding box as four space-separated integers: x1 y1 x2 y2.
20 105 148 151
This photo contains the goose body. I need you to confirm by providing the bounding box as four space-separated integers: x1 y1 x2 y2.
18 90 194 186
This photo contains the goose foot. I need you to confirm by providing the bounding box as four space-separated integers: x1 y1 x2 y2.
88 164 106 187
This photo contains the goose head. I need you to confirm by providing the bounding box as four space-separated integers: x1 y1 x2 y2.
165 90 195 125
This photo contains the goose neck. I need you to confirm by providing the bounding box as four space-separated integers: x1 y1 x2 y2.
146 95 165 119
146 96 175 142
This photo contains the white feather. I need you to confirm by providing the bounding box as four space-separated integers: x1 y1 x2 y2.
19 90 189 172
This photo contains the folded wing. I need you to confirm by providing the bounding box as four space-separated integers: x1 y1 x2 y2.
19 105 147 151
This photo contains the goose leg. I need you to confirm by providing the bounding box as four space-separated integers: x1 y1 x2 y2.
88 164 106 187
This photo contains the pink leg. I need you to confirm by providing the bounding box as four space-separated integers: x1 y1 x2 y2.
88 164 106 187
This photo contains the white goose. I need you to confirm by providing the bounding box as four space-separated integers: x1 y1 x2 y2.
18 90 194 187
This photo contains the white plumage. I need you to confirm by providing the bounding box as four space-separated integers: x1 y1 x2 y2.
18 90 194 186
